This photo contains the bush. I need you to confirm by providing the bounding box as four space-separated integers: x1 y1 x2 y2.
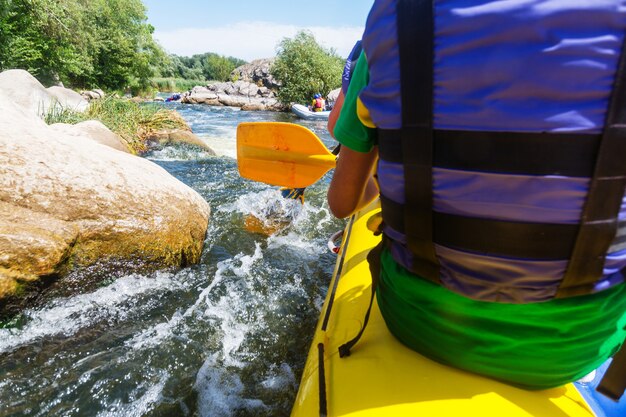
45 97 189 154
150 77 201 92
0 0 166 91
271 31 344 106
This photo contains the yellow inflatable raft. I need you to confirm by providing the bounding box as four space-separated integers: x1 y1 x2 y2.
292 199 595 417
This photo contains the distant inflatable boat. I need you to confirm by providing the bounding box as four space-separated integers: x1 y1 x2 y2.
291 104 330 120
165 93 181 102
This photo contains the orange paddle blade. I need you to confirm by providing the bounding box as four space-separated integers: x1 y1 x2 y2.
237 122 336 188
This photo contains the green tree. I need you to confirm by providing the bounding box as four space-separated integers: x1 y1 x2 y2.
0 0 166 92
204 53 242 81
158 52 245 82
271 30 343 105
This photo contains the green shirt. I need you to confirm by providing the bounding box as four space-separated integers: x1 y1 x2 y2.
334 52 626 389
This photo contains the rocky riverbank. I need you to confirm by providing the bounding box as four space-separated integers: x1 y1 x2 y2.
181 59 286 111
0 70 212 318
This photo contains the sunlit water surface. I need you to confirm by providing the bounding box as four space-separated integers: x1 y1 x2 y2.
0 103 343 417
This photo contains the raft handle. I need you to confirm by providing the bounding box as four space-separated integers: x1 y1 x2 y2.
327 230 344 254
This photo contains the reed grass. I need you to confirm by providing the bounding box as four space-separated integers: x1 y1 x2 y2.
45 97 190 154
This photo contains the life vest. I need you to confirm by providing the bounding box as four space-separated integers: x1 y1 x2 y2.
342 40 363 95
361 0 626 304
348 0 626 400
313 97 324 111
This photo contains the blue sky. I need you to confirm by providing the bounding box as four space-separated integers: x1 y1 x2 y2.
143 0 374 61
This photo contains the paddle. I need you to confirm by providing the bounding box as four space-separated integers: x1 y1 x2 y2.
237 122 336 188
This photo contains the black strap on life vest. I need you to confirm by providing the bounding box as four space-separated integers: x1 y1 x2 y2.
556 34 626 299
571 30 626 401
338 238 385 358
396 0 440 283
597 343 626 402
379 194 626 260
379 129 600 177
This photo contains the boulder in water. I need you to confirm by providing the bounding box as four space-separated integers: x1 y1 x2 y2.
0 92 210 315
146 129 216 154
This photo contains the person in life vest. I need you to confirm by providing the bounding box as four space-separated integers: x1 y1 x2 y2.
311 93 325 112
328 0 626 400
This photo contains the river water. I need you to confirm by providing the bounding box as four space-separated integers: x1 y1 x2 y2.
0 103 344 416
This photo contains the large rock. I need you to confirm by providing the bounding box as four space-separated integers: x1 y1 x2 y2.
81 89 105 101
181 83 284 111
0 93 210 306
0 202 78 291
218 93 283 111
49 120 131 153
0 69 88 118
47 86 89 112
180 59 286 111
230 58 280 90
183 87 220 105
0 69 54 118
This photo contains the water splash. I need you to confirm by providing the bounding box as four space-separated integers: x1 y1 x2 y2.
94 372 169 417
0 272 184 353
0 106 341 417
195 360 266 417
145 143 217 161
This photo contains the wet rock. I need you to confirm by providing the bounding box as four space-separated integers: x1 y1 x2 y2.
146 129 216 154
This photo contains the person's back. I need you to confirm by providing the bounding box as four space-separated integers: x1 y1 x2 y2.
312 93 325 112
328 0 626 397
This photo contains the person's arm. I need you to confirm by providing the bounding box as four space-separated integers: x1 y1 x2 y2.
328 145 378 219
327 51 377 218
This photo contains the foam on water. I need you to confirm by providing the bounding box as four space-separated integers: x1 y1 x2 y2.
226 189 301 216
260 363 296 390
0 272 183 353
199 135 237 158
145 145 217 161
123 251 246 352
199 245 264 366
266 232 323 257
195 359 266 417
124 310 186 351
94 372 169 417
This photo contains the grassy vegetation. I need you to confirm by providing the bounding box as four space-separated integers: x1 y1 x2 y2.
45 97 190 154
150 77 202 93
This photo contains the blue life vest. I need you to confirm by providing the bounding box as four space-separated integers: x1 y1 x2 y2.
361 0 626 304
342 40 363 95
